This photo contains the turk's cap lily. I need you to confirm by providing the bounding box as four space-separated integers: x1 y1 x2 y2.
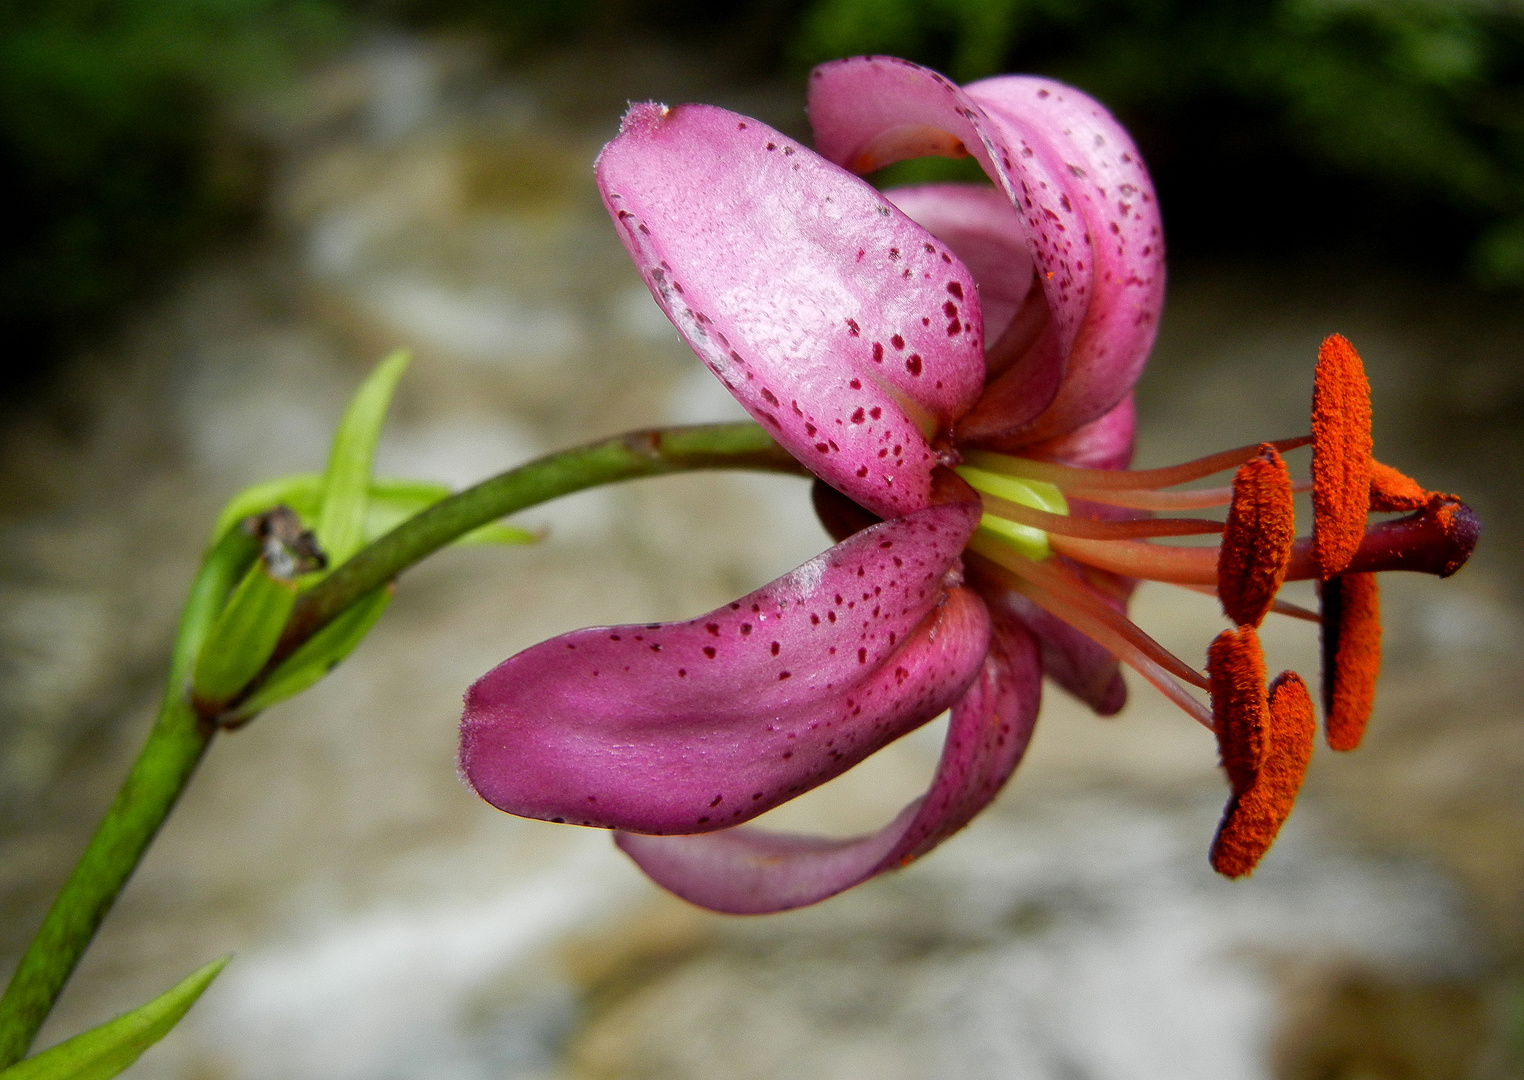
460 57 1478 913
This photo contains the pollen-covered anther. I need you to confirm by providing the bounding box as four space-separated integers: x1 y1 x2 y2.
1320 571 1381 751
1311 334 1374 578
1368 459 1448 513
1210 671 1315 878
1207 626 1269 794
1218 444 1295 627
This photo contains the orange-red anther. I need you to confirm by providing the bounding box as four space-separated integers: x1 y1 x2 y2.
1218 444 1296 627
1371 453 1450 514
1311 334 1374 578
1321 572 1381 751
1208 626 1269 794
1210 671 1315 878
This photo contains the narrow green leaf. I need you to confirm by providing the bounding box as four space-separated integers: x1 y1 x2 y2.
211 475 323 541
361 480 452 540
229 585 393 719
0 956 228 1080
213 474 538 554
316 350 411 567
190 563 299 711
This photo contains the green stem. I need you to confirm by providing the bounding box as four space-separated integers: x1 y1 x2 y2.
0 422 796 1064
0 525 258 1068
272 422 802 666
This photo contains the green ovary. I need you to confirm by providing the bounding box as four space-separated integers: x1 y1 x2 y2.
954 465 1069 561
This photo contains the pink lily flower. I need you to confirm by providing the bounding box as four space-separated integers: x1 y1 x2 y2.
460 58 1477 912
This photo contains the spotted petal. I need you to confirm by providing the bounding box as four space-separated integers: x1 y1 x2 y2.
460 502 989 835
885 183 1063 436
964 76 1164 443
597 102 987 519
808 58 1164 444
882 184 1033 341
616 614 1041 913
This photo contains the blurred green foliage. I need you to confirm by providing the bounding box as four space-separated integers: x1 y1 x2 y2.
0 0 343 393
795 0 1524 284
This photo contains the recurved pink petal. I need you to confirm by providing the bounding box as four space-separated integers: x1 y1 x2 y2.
461 502 990 836
808 59 1090 379
963 78 1164 442
597 102 986 519
808 58 1164 445
616 614 1041 913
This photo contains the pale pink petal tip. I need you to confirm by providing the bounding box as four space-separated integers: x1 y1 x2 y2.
617 101 669 136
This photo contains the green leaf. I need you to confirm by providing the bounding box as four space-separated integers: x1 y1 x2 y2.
316 350 411 567
210 474 323 542
190 562 299 711
211 474 538 553
229 585 394 719
0 956 228 1080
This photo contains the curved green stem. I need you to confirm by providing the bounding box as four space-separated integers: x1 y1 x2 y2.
275 423 801 663
0 421 797 1066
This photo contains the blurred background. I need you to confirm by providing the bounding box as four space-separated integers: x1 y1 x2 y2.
1 1 1522 1077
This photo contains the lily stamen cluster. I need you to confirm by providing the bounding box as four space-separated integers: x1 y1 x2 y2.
955 333 1476 875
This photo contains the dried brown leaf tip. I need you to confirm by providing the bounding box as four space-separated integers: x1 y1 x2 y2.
1211 671 1315 878
1311 334 1374 578
1218 444 1295 627
1320 571 1381 751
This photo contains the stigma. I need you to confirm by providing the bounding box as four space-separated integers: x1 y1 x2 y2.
959 335 1479 877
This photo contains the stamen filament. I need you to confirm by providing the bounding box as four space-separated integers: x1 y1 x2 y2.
962 435 1312 491
1047 534 1221 586
969 530 1212 686
968 549 1215 729
1178 583 1321 623
1068 479 1311 512
980 492 1224 540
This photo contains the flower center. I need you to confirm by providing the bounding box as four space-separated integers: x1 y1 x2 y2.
954 465 1068 561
